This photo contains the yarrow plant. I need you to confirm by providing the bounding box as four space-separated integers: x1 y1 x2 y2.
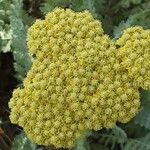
9 8 150 148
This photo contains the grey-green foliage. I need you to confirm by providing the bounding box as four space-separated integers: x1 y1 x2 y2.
71 0 98 18
124 133 150 150
0 0 10 23
117 0 142 8
114 9 150 39
113 9 150 39
11 133 37 150
73 0 106 19
40 0 71 14
0 0 12 52
134 108 150 131
117 0 150 9
98 126 127 150
0 24 12 52
9 0 32 82
94 0 106 18
97 126 150 150
134 91 150 130
140 90 150 107
0 0 33 53
72 0 106 19
113 0 150 39
74 130 92 150
129 0 150 14
40 0 105 19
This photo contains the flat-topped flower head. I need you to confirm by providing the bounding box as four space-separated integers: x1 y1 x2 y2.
27 8 103 58
116 26 150 90
9 8 142 148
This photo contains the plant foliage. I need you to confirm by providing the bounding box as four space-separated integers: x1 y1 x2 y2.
98 126 127 150
124 133 150 150
9 0 32 82
11 133 37 150
40 0 106 19
0 0 12 52
135 108 150 131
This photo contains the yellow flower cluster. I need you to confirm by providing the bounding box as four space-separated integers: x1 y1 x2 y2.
9 8 149 148
116 27 150 90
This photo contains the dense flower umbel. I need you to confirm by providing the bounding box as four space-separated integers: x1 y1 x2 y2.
116 27 150 90
9 8 142 148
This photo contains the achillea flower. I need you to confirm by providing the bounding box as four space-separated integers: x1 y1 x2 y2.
9 8 143 148
116 27 150 90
